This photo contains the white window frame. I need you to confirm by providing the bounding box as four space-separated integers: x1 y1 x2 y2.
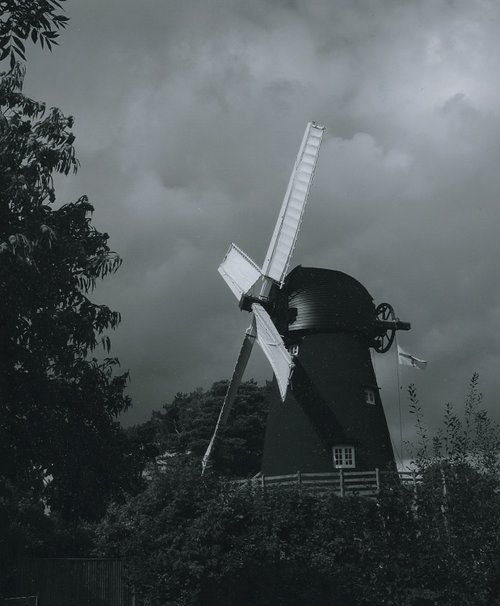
332 445 356 469
364 387 376 405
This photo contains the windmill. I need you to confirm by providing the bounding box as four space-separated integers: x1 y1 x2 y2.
202 122 410 475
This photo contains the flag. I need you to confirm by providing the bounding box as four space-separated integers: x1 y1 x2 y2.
398 345 427 370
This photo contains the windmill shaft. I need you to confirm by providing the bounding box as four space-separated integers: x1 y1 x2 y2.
375 319 411 332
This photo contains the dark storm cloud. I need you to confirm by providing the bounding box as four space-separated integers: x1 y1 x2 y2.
22 0 500 452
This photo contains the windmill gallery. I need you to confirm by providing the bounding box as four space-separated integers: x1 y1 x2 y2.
203 123 411 477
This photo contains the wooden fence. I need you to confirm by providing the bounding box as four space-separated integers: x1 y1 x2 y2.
232 469 422 497
5 558 135 606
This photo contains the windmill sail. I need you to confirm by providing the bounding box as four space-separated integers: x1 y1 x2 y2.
252 303 293 399
218 243 261 301
201 321 256 474
261 122 324 285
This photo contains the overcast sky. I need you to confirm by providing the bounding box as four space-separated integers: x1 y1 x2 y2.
20 0 500 458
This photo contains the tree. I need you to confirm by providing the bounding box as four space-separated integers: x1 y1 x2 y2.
0 0 133 543
0 63 131 521
139 380 270 477
0 0 69 68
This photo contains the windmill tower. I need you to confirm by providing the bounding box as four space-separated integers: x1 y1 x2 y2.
202 123 410 475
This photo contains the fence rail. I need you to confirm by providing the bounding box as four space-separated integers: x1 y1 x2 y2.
233 469 422 497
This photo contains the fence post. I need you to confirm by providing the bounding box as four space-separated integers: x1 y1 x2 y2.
375 468 380 493
339 468 344 497
261 474 266 494
297 470 302 488
412 470 417 499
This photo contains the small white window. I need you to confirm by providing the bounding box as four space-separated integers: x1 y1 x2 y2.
364 388 376 405
289 344 299 356
333 446 356 469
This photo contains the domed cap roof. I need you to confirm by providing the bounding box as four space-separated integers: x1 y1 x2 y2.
279 266 376 335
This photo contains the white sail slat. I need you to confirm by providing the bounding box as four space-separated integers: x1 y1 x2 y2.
218 243 261 301
262 122 324 285
201 322 256 474
252 303 293 400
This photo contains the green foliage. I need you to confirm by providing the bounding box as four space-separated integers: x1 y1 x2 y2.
95 465 500 605
138 380 270 477
402 373 500 604
0 64 132 525
0 3 142 596
0 0 69 68
409 372 500 473
0 478 99 595
0 480 51 569
95 376 500 605
95 461 366 605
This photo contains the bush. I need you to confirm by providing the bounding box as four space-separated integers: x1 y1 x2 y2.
95 376 500 605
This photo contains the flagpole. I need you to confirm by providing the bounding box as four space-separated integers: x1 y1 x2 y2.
374 347 401 468
395 333 404 468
